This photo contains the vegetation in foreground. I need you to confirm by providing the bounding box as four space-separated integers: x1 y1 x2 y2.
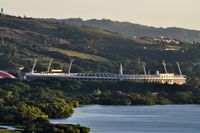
0 129 21 133
0 78 200 132
0 79 90 133
0 123 90 133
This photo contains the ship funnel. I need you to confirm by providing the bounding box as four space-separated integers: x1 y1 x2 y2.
141 62 147 75
162 60 168 73
31 59 38 73
176 62 183 76
119 63 123 75
68 58 75 74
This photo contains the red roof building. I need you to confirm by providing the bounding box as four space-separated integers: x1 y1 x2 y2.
0 70 15 79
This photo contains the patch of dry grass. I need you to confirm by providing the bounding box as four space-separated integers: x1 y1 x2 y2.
48 47 109 62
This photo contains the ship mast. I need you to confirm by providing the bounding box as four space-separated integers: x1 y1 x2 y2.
31 59 38 73
176 62 183 76
162 60 168 73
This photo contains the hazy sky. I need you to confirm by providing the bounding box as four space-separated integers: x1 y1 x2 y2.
1 0 200 30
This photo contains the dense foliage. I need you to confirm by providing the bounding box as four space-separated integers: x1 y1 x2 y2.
0 79 91 133
1 78 200 109
23 123 90 133
0 80 75 123
0 77 200 132
39 78 200 106
0 129 21 133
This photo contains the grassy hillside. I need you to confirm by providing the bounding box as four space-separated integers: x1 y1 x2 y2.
47 47 109 62
47 18 200 43
0 14 200 78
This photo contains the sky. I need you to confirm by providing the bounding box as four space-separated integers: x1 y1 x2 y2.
1 0 200 30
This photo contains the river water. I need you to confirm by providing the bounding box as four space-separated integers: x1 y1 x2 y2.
49 105 200 133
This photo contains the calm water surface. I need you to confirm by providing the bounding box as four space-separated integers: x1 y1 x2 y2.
50 105 200 133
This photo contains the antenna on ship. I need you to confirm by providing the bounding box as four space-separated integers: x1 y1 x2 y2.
162 60 168 73
176 62 183 76
68 58 75 74
119 63 123 75
141 62 147 75
47 58 53 72
31 59 38 73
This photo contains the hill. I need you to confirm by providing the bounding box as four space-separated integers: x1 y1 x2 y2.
45 18 200 43
0 14 200 78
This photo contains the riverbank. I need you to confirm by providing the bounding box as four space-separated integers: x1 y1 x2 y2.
0 123 90 133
